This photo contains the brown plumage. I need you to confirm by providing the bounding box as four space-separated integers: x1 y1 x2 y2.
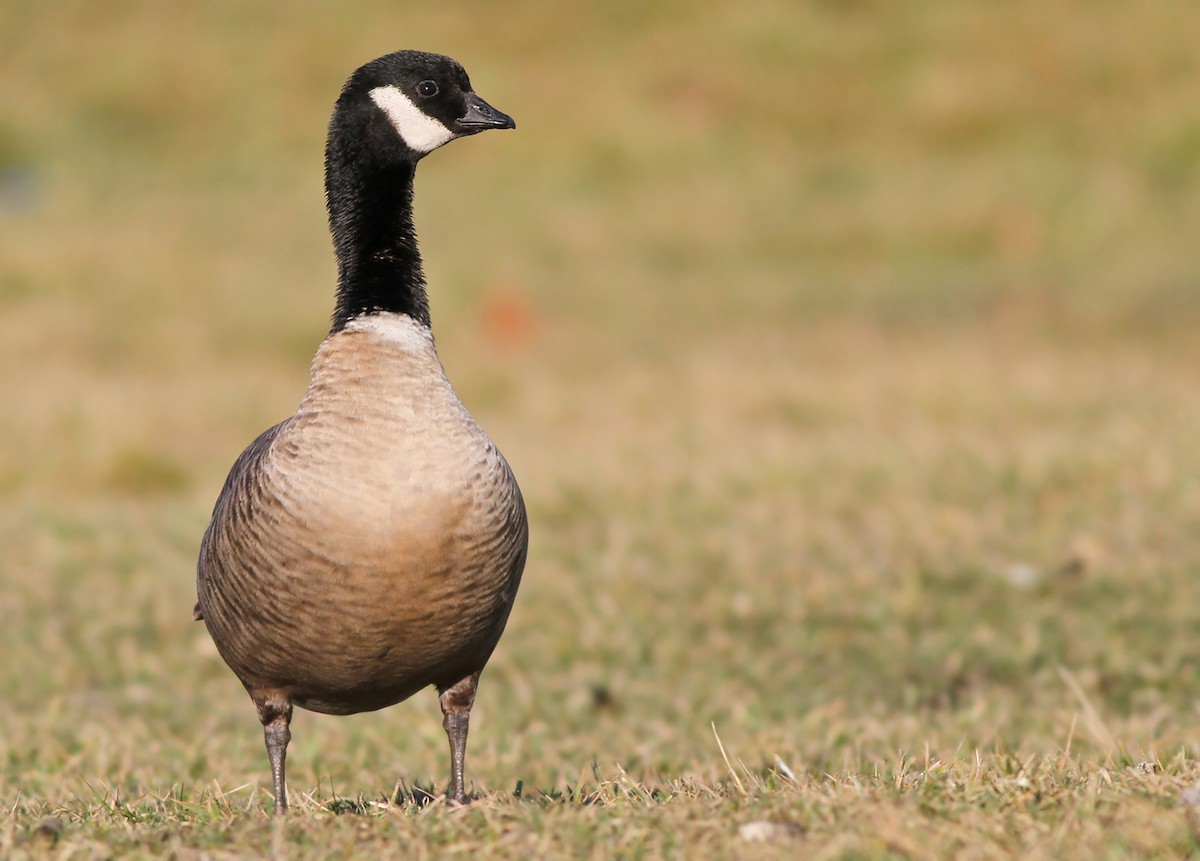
195 51 525 813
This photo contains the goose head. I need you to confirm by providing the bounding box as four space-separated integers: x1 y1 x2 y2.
331 50 516 163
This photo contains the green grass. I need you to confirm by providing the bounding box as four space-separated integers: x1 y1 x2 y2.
4 0 1200 857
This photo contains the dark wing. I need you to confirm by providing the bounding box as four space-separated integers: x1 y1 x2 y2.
194 420 289 617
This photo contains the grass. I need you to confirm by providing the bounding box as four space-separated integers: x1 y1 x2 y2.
3 0 1200 857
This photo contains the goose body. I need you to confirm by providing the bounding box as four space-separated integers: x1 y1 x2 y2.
195 51 525 813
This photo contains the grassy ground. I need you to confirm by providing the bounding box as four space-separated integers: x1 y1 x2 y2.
3 0 1200 857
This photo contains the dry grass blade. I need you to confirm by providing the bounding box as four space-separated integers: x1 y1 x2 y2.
711 722 747 797
1058 665 1118 754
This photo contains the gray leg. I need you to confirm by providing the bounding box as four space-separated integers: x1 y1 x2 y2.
439 672 480 804
255 695 293 814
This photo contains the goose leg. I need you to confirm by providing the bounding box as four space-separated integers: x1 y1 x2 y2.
439 672 481 804
255 695 294 814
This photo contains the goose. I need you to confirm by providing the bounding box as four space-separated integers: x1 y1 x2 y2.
194 50 527 814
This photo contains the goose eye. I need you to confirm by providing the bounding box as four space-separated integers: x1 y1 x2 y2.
416 80 439 98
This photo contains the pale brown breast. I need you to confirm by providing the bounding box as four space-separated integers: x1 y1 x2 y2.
197 313 527 715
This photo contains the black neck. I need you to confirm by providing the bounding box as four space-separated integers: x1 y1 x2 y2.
326 135 430 333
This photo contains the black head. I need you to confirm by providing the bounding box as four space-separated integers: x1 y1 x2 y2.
334 50 515 161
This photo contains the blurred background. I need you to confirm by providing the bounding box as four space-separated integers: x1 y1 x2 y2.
2 0 1200 805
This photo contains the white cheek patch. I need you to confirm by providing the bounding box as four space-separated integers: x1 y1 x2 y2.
369 85 456 154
